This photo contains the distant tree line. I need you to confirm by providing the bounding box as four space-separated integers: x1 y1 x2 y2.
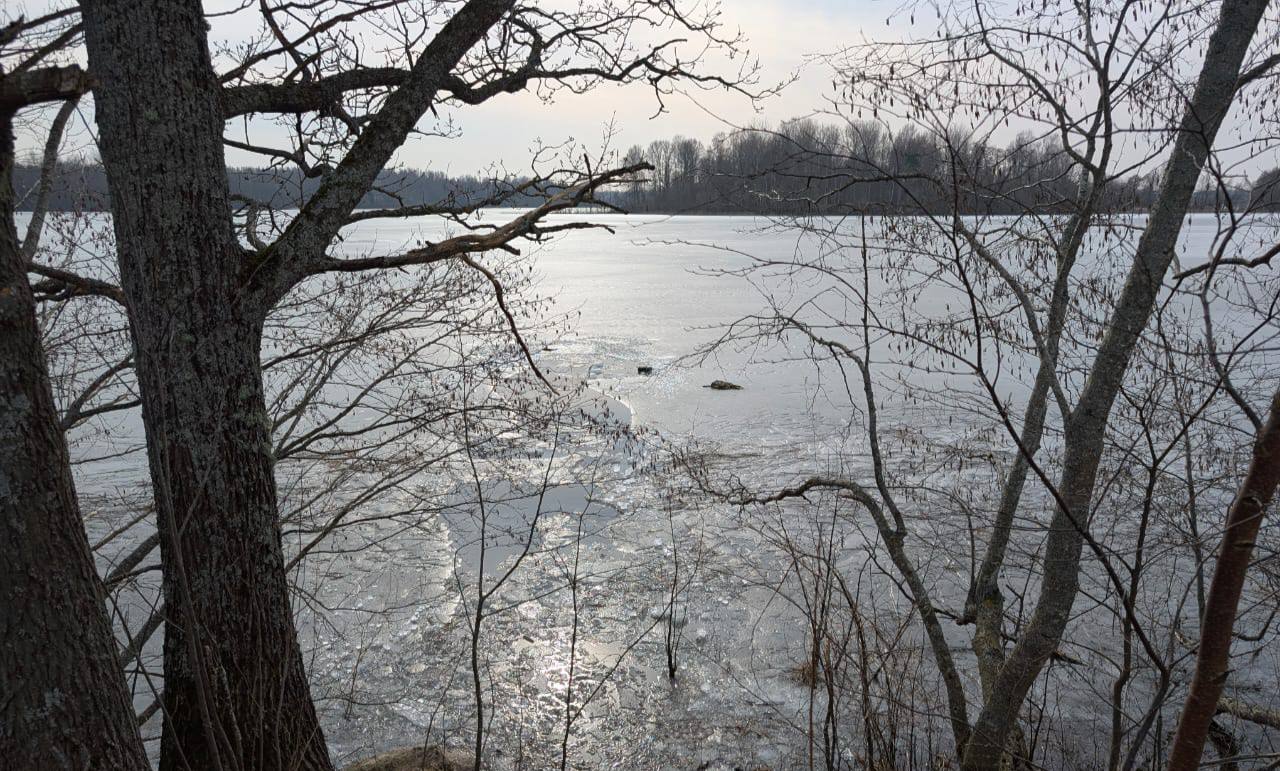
10 161 546 211
12 121 1280 216
617 119 1280 215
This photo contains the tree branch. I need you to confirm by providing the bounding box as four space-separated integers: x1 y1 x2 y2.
243 0 517 308
0 65 91 109
28 261 127 305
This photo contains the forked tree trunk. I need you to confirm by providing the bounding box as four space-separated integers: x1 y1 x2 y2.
80 2 333 768
0 113 148 771
960 0 1270 766
1167 389 1280 771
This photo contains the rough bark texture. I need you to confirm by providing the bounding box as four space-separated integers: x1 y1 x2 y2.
80 2 333 768
79 1 521 766
1167 389 1280 771
0 112 148 771
959 1 1270 767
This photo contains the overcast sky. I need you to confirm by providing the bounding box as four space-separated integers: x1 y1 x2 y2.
4 0 894 172
215 0 898 175
14 1 1269 178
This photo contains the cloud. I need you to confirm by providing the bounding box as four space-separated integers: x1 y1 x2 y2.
12 0 890 175
390 0 891 173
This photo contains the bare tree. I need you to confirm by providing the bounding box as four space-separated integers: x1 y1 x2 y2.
673 0 1279 766
0 10 147 768
1168 388 1280 769
64 0 754 767
960 3 1271 764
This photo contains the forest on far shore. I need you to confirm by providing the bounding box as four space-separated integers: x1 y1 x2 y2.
16 118 1280 216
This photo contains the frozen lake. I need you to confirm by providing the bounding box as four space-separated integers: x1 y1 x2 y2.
25 209 1279 768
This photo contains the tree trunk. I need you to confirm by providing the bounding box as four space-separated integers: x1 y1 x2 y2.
0 111 148 771
960 1 1270 767
1167 389 1280 771
80 2 333 768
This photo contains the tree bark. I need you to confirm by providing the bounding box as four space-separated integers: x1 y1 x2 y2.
960 1 1270 767
80 2 333 768
1167 389 1280 771
0 110 148 771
